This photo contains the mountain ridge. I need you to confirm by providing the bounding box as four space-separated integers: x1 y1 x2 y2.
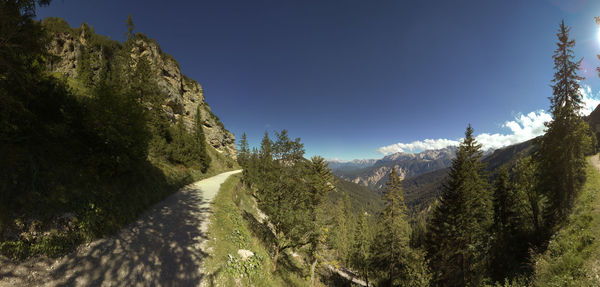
42 17 237 157
329 146 458 189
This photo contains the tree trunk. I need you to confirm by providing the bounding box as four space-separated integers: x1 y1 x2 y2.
310 258 318 286
272 247 280 272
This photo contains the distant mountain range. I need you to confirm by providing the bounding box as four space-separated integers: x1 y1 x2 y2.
328 140 536 211
328 147 458 189
402 139 536 210
326 159 379 173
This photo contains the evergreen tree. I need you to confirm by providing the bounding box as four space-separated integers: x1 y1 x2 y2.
351 208 373 286
536 20 590 229
124 46 171 160
0 0 51 85
372 169 431 287
425 125 492 286
194 106 210 172
330 192 355 266
492 168 516 238
126 14 135 40
258 131 273 178
253 130 311 271
166 117 194 166
237 132 250 168
490 167 527 281
513 157 544 244
306 156 335 286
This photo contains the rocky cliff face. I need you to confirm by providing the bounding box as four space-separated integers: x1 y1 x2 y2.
44 19 236 158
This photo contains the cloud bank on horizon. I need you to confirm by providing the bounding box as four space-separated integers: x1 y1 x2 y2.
377 85 600 155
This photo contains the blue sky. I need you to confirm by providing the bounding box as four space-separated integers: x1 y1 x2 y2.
38 0 600 160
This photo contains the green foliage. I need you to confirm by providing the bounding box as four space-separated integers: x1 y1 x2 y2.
226 229 250 249
1 3 231 260
305 156 336 285
328 192 355 266
238 132 250 168
166 117 209 171
194 106 211 172
512 157 545 244
204 175 309 286
371 169 431 286
126 14 135 40
0 230 81 260
536 21 590 230
84 84 150 175
490 168 530 281
532 160 600 287
225 253 265 278
350 209 374 285
425 125 493 286
0 240 31 261
41 17 77 37
242 130 339 279
251 130 312 271
329 177 385 216
0 0 50 85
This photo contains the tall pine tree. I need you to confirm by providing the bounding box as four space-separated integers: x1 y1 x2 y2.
372 169 430 287
536 20 590 230
351 208 373 286
490 167 527 281
237 132 250 168
425 125 492 286
306 156 335 286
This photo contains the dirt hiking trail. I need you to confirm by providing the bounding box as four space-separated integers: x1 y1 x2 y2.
0 170 241 287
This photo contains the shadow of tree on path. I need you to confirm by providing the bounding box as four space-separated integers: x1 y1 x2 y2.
42 184 212 286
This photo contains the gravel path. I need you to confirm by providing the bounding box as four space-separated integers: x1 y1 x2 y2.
0 170 241 287
590 154 600 172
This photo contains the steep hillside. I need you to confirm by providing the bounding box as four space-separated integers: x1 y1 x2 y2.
531 156 600 286
334 147 457 189
42 17 236 157
328 176 385 215
1 16 237 260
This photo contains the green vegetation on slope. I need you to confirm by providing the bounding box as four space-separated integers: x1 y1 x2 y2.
329 177 384 216
0 1 233 260
531 157 600 287
203 174 310 286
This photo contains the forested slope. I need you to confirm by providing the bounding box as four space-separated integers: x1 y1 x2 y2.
0 3 236 260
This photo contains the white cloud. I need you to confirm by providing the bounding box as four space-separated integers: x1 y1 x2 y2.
580 85 600 116
474 111 552 151
377 138 460 154
377 111 552 155
377 84 600 155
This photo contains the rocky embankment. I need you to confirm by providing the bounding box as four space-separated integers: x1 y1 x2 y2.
45 18 236 157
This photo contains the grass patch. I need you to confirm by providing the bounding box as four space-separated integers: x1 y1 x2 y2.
532 157 600 286
203 175 310 286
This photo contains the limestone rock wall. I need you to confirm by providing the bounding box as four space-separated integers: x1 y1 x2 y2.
46 26 236 158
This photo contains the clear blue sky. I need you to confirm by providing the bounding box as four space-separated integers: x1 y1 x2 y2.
37 0 600 160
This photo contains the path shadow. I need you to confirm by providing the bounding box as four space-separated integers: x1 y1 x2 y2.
44 184 212 286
